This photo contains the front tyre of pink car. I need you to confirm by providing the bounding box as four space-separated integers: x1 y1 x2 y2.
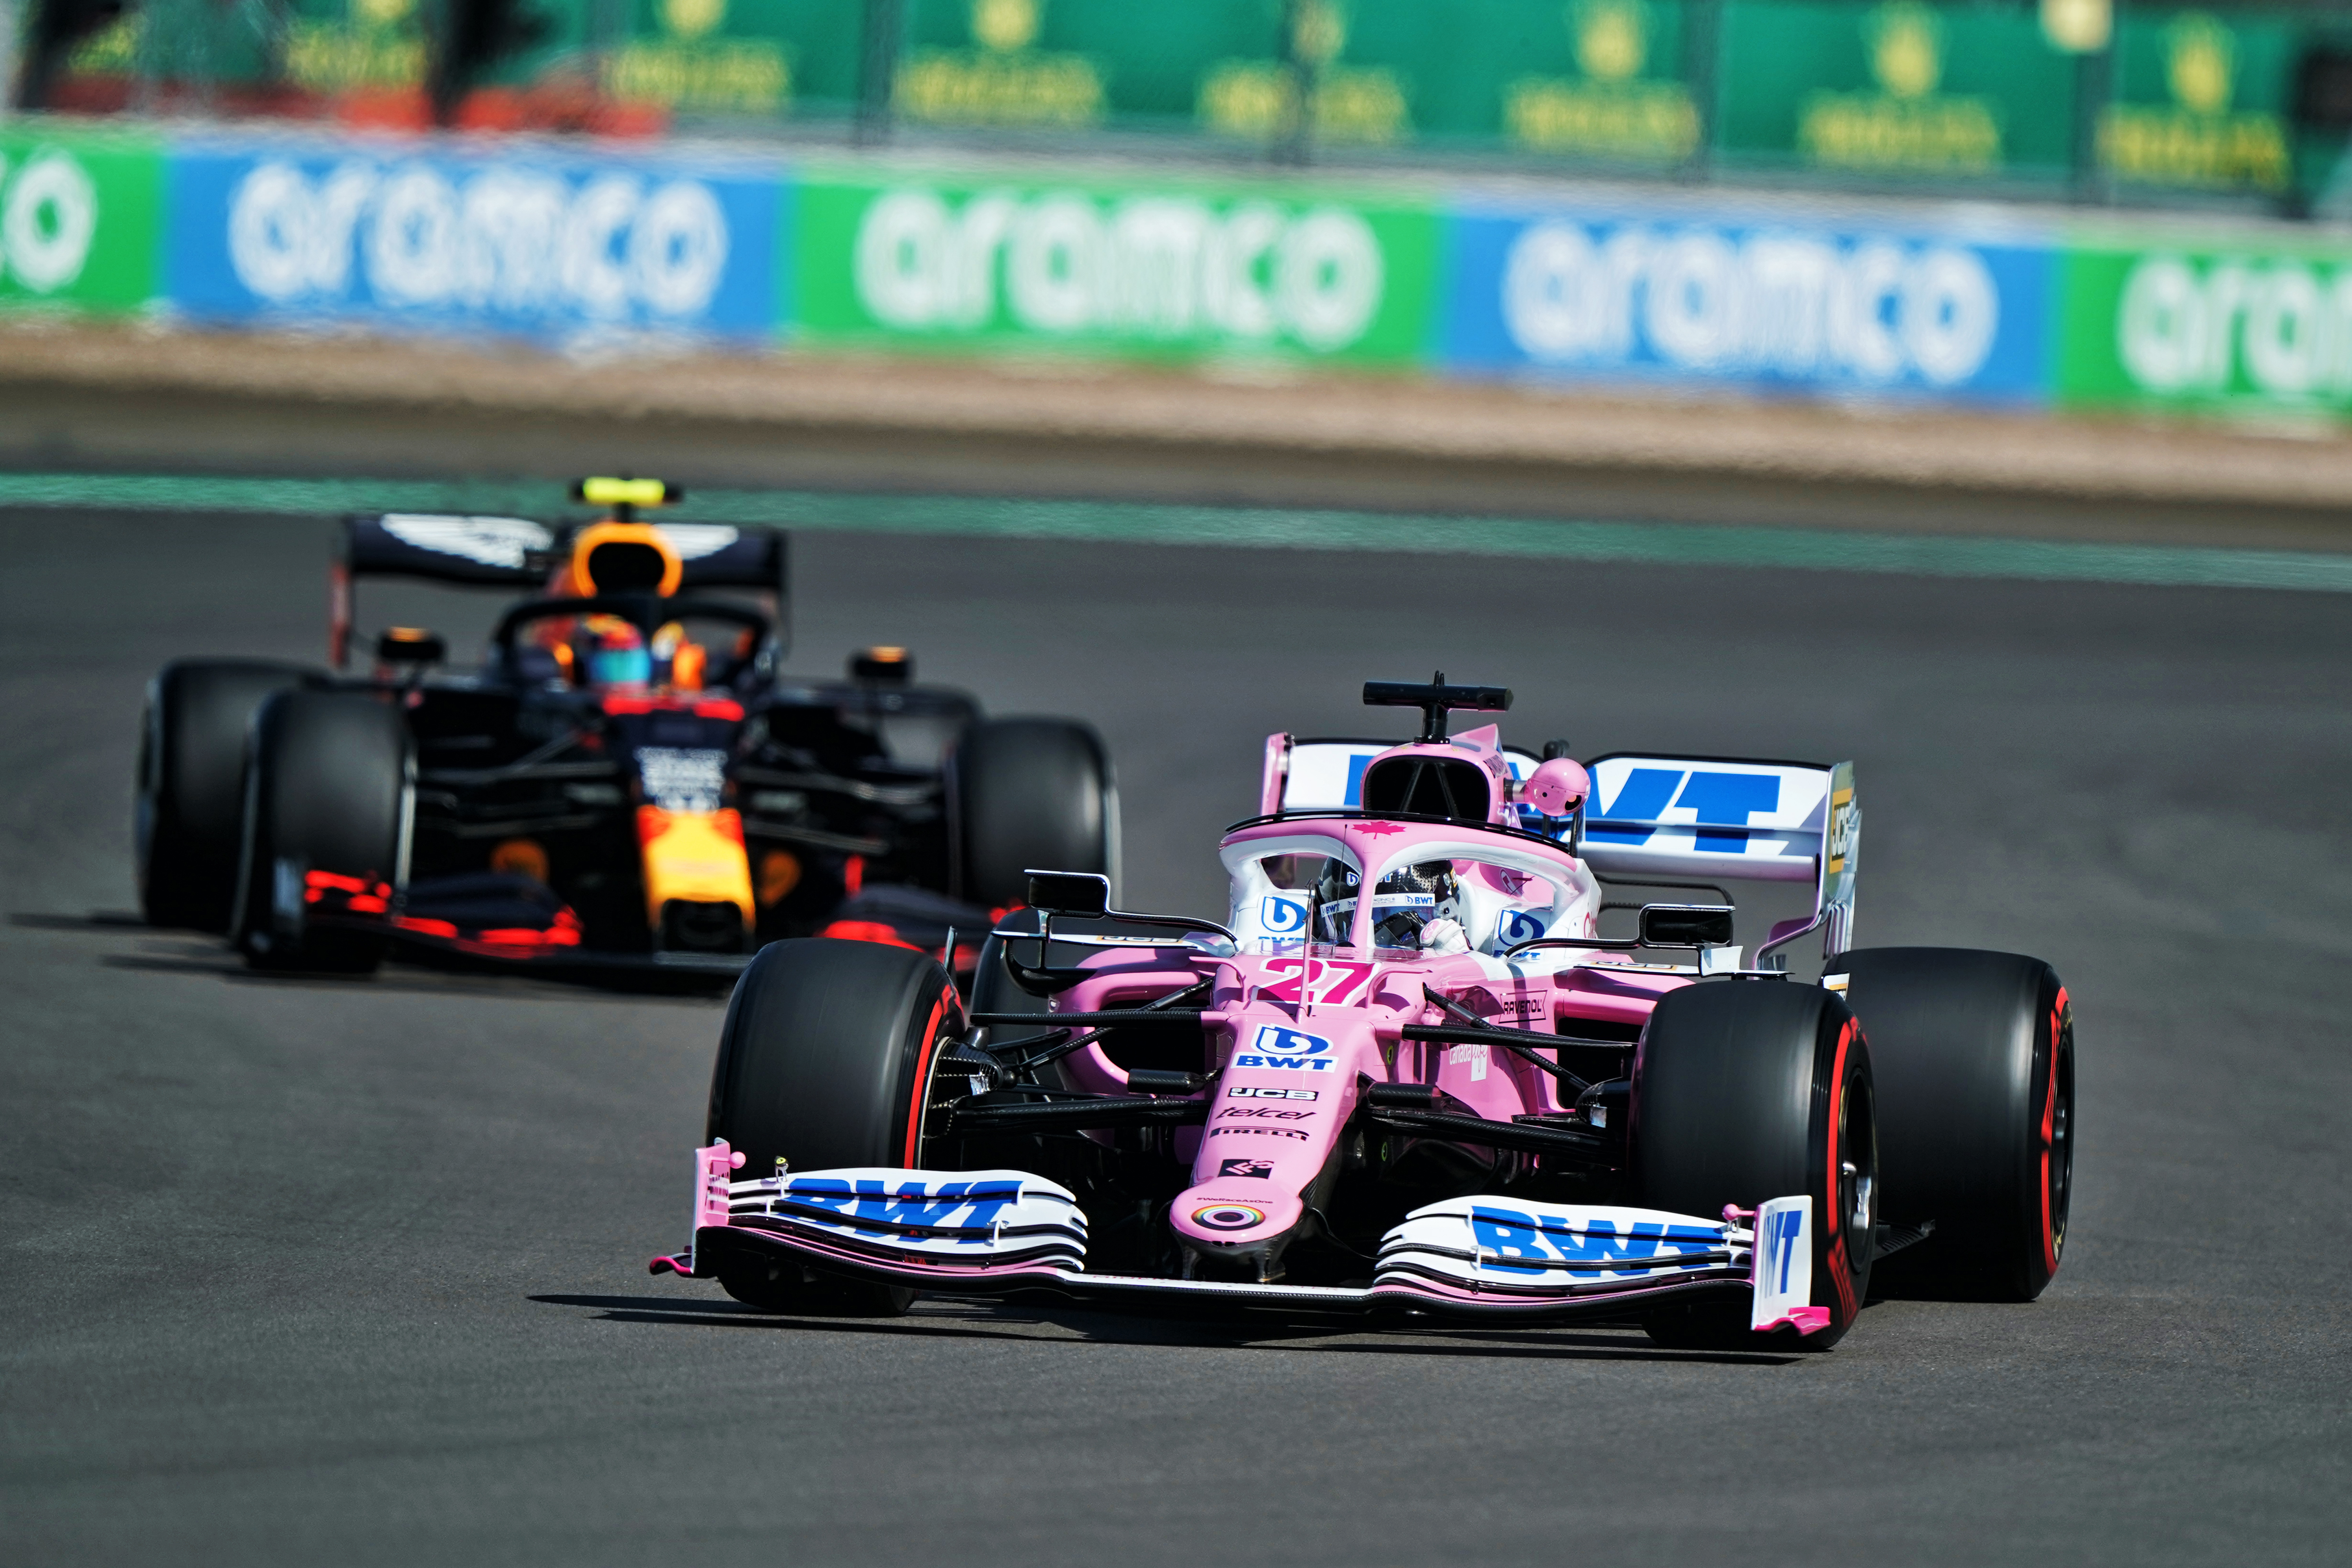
1631 980 1878 1352
701 937 963 1316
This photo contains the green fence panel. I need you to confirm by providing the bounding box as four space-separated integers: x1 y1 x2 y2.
1715 0 2076 181
2055 234 2352 418
1318 0 1698 160
281 0 430 98
0 129 162 312
604 0 863 119
892 0 1283 135
2097 9 2298 196
793 170 1440 365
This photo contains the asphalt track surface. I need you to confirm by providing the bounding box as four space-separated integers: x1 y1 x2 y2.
5 506 2348 1566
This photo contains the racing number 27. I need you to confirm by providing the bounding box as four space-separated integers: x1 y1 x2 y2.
1259 958 1373 1005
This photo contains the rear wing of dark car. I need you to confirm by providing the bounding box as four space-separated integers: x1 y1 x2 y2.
333 514 789 664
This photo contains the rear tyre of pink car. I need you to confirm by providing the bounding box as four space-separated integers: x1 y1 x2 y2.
229 690 410 975
702 937 963 1316
136 659 323 932
1631 981 1878 1351
1834 948 2073 1303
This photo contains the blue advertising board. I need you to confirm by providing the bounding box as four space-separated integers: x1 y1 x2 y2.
162 137 784 344
1439 203 2054 401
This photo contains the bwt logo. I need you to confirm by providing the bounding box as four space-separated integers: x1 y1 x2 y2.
1587 767 1784 851
227 160 731 319
1497 909 1547 946
1469 1205 1719 1276
854 188 1385 350
1233 1025 1336 1073
782 1177 1022 1243
1502 221 2000 387
1260 895 1308 935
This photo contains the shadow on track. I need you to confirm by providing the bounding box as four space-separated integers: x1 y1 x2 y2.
9 910 149 930
531 1293 1798 1366
9 909 733 1004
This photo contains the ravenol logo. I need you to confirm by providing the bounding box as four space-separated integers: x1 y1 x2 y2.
1251 1025 1329 1055
1260 895 1308 935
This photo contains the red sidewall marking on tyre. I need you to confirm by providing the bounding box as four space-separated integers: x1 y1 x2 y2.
902 995 948 1169
2040 987 2068 1278
1824 1018 1857 1325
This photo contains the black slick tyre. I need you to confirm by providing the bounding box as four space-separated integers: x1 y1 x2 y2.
136 659 322 931
948 718 1118 911
1631 980 1877 1351
1833 947 2074 1303
230 690 412 974
702 938 964 1315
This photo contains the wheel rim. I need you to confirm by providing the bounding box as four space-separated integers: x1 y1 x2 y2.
2045 1003 2074 1267
1837 1061 1878 1267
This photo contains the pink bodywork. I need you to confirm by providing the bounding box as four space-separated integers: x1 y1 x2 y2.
1041 727 1693 1269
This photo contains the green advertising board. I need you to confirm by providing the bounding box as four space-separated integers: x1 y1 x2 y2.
0 130 163 314
792 171 1439 365
2097 9 2297 195
2056 236 2352 418
894 0 1281 134
280 0 429 99
1716 0 2076 180
604 0 863 119
1274 0 1701 160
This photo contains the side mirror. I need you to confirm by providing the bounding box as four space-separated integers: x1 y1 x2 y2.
1520 757 1588 817
1026 870 1111 919
1639 903 1735 948
377 626 446 666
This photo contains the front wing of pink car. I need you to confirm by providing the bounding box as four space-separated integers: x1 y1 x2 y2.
649 1142 1831 1334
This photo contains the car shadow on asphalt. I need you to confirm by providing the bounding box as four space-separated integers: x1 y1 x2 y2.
530 1293 1799 1366
13 911 735 1002
8 910 150 930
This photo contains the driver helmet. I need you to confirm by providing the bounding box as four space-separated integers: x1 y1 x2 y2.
1315 858 1460 949
580 615 650 689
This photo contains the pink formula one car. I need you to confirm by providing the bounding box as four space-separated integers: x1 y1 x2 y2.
651 677 2075 1348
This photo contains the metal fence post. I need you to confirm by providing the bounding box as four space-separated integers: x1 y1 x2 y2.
1681 0 1721 183
857 0 902 145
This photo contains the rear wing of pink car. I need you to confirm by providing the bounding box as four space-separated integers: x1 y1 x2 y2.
1581 753 1858 961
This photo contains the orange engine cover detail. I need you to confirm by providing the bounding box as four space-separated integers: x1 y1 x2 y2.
635 806 754 927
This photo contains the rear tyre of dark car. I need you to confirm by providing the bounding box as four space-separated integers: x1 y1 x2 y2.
948 718 1118 911
702 938 964 1315
136 659 322 931
1632 980 1877 1351
1835 948 2073 1303
230 691 412 975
